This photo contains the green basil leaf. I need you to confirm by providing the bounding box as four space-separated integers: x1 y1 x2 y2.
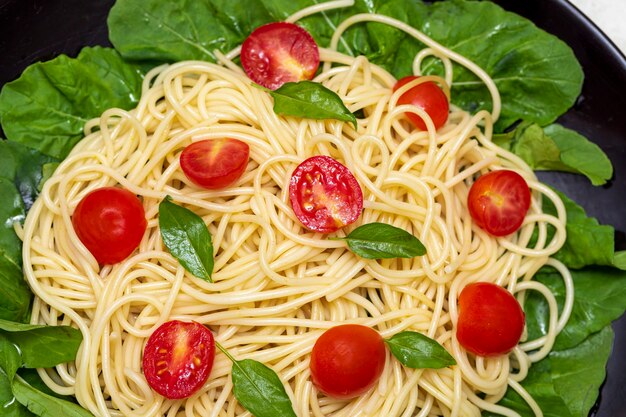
385 331 455 369
158 196 214 282
0 334 21 381
336 222 426 259
268 81 357 128
231 359 297 417
0 250 32 323
0 319 83 369
12 376 94 417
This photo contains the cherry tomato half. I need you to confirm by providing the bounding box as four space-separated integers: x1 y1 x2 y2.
289 155 363 233
241 22 319 90
180 138 250 190
467 170 531 237
143 320 216 399
310 324 386 399
392 76 449 131
456 282 525 357
72 187 147 265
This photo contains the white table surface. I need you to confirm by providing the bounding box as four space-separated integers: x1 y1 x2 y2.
569 0 626 54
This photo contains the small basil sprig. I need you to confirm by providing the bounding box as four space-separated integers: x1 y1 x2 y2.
159 196 213 282
385 331 456 369
263 81 357 128
216 342 297 417
333 222 426 259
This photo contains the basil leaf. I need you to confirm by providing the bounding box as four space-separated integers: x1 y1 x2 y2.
0 251 32 324
0 319 83 368
158 196 214 282
614 251 626 271
12 376 94 417
385 331 455 369
0 47 144 160
0 334 21 381
231 359 297 417
336 222 426 259
268 81 357 128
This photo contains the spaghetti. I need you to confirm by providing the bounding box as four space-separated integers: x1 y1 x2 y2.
19 7 572 417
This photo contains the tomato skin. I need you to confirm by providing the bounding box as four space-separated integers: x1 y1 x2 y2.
289 155 363 233
143 321 216 399
180 138 250 190
467 170 531 237
72 187 147 265
392 76 449 131
241 22 319 90
456 282 525 357
310 324 386 399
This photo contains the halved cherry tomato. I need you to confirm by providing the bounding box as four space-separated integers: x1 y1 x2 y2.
143 320 215 399
180 138 249 190
456 282 525 357
289 155 363 233
241 22 319 90
467 170 531 236
72 187 146 265
392 76 449 131
310 324 386 399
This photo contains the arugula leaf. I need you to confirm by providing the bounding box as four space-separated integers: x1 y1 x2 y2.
267 81 357 127
12 377 94 417
494 122 612 185
0 47 144 159
0 319 83 369
385 331 455 369
159 196 214 281
335 222 426 259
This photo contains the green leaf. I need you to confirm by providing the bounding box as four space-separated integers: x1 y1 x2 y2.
231 359 297 417
0 141 57 211
382 1 583 131
335 222 426 259
268 81 357 127
385 331 455 369
12 376 94 417
0 47 144 159
0 251 32 323
158 196 214 281
0 319 83 368
493 122 613 185
0 334 21 381
108 0 272 63
525 266 626 351
484 327 613 417
0 371 34 417
542 190 615 269
0 178 25 266
614 251 626 270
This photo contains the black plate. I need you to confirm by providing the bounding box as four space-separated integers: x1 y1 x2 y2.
1 0 625 416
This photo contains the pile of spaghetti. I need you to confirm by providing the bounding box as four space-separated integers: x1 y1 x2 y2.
19 7 571 417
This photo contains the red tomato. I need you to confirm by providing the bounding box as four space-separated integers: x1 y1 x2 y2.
180 138 249 190
72 187 146 265
143 320 215 399
289 155 363 233
310 324 386 399
392 76 449 131
240 22 319 90
456 282 525 357
467 170 531 236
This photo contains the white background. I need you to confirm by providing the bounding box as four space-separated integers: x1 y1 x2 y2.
569 0 626 54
